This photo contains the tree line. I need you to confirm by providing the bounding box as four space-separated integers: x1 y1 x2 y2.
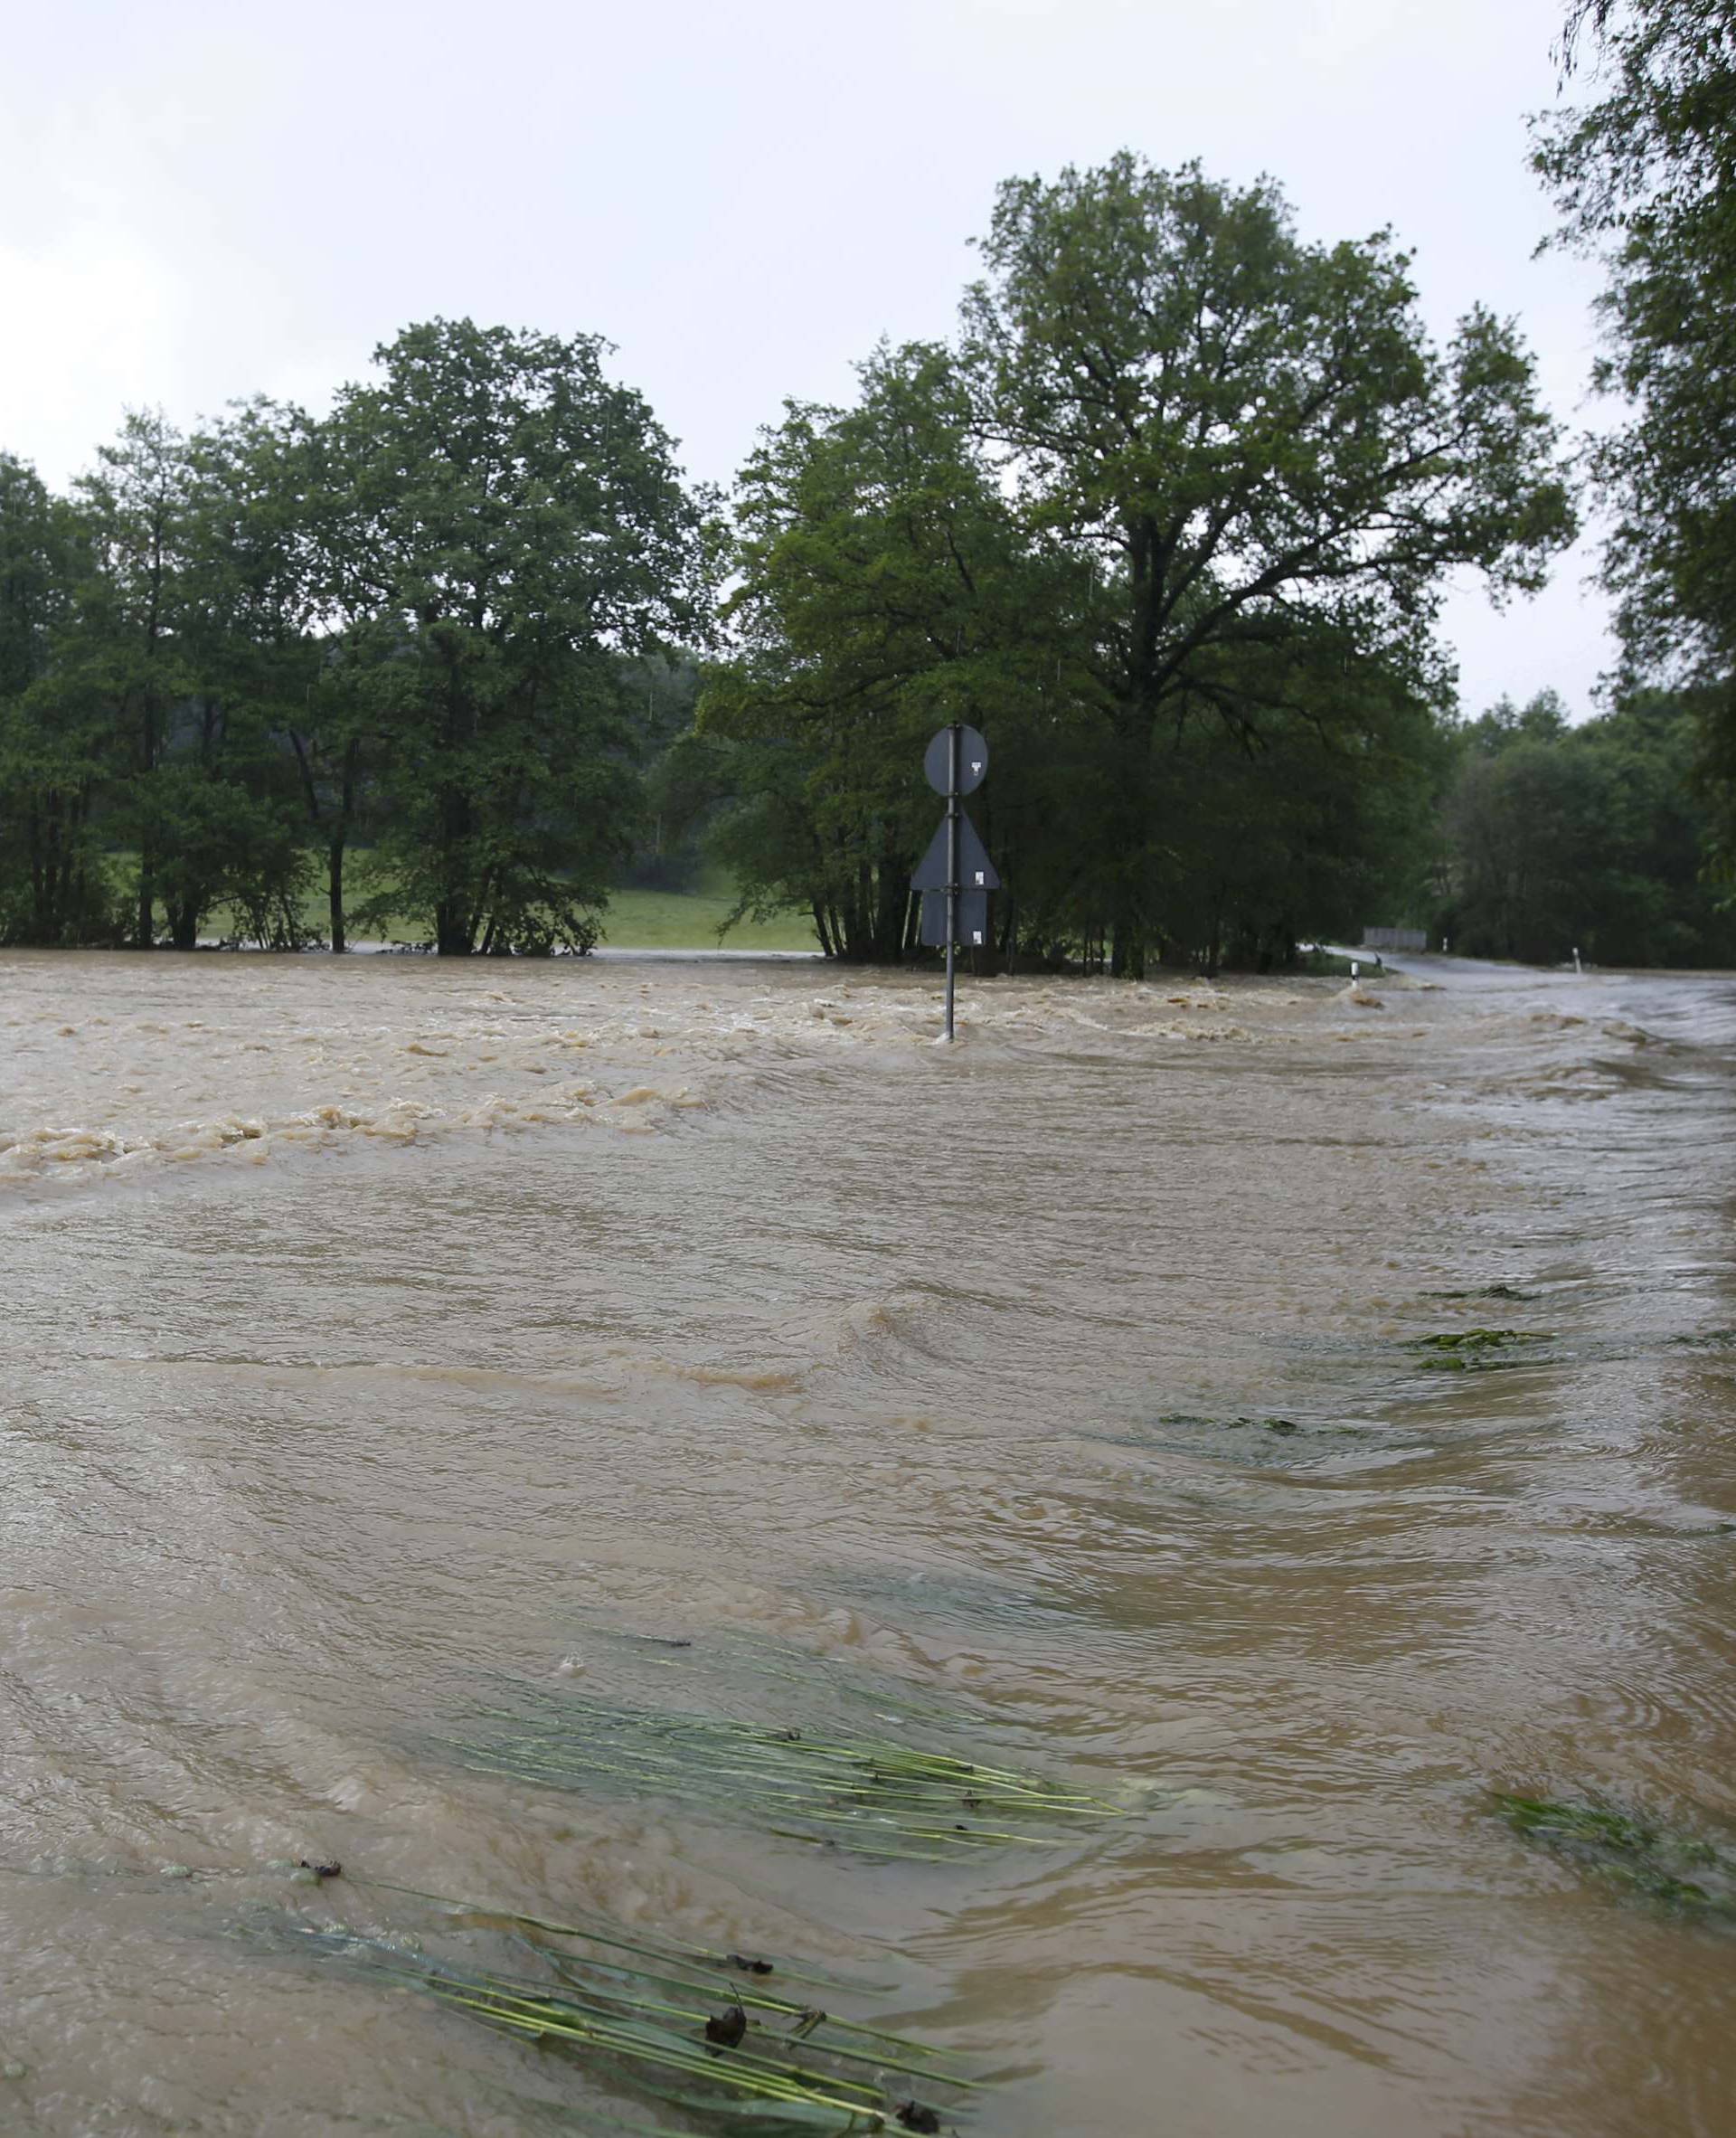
5 28 1733 969
1434 687 1736 966
0 323 712 956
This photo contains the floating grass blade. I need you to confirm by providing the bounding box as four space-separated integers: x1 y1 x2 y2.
363 1883 978 2078
268 1887 980 2135
447 1689 1123 1860
367 1878 892 2000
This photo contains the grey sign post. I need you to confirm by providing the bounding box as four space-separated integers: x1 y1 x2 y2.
913 723 995 1044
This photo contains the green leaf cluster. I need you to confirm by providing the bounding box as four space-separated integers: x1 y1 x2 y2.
1536 3 1736 856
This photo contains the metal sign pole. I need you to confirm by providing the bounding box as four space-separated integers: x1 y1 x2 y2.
914 720 995 1045
944 723 960 1045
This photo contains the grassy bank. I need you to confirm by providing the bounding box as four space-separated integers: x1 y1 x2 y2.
603 873 818 951
191 862 819 953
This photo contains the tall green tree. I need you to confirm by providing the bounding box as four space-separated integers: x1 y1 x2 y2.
1156 639 1452 970
54 407 329 951
959 154 1576 972
0 455 118 945
316 319 716 953
703 342 1081 960
1537 1 1736 874
150 406 325 950
1538 2 1736 676
71 411 199 947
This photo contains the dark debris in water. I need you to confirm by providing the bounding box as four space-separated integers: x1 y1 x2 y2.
703 2002 747 2050
895 2103 943 2133
1423 1284 1540 1302
1495 1792 1736 1924
1153 1412 1332 1438
1139 1412 1381 1457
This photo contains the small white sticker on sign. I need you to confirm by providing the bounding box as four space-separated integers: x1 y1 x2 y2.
974 870 985 885
971 929 984 945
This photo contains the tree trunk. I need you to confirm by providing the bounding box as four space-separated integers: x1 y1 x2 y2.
1108 707 1156 978
136 851 155 949
435 897 472 956
873 855 906 961
434 780 475 953
328 838 346 953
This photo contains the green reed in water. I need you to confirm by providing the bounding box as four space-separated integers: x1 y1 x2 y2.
447 1687 1122 1862
1408 1329 1552 1370
1494 1793 1736 1922
274 1885 977 2133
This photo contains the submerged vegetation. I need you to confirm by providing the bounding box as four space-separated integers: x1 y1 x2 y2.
1407 1329 1552 1370
1495 1793 1736 1923
1155 1412 1308 1439
448 1687 1123 1862
269 1884 980 2133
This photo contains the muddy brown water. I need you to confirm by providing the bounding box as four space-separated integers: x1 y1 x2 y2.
2 950 1732 2136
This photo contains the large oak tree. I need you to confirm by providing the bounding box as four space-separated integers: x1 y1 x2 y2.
959 155 1574 970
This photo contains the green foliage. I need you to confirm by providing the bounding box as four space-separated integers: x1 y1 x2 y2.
956 154 1573 971
0 454 118 945
703 156 1571 973
49 408 316 950
1495 1790 1736 1921
0 324 716 954
1410 1317 1547 1367
314 320 717 954
702 341 1072 961
16 141 1726 971
1536 4 1736 851
1437 687 1736 964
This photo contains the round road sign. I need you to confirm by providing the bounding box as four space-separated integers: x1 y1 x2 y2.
923 724 989 797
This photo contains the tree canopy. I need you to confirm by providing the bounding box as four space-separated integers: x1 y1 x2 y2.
9 126 1726 974
1438 686 1736 966
703 155 1572 972
1536 1 1736 849
0 320 718 954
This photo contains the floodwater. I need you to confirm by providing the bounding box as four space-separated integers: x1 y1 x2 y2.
2 948 1733 2137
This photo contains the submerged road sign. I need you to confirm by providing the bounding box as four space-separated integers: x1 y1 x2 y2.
911 812 1000 894
914 723 999 1044
920 886 988 953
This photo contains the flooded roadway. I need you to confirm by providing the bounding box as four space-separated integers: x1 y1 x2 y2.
1 949 1732 2136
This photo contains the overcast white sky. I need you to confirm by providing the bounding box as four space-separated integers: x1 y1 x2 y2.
2 0 1615 717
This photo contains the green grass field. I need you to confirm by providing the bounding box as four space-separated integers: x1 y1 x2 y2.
601 875 819 951
197 860 818 954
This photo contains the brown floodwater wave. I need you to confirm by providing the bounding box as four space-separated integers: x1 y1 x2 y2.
3 948 1735 2135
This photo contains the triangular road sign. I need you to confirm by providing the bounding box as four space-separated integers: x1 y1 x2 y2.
910 808 1000 893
